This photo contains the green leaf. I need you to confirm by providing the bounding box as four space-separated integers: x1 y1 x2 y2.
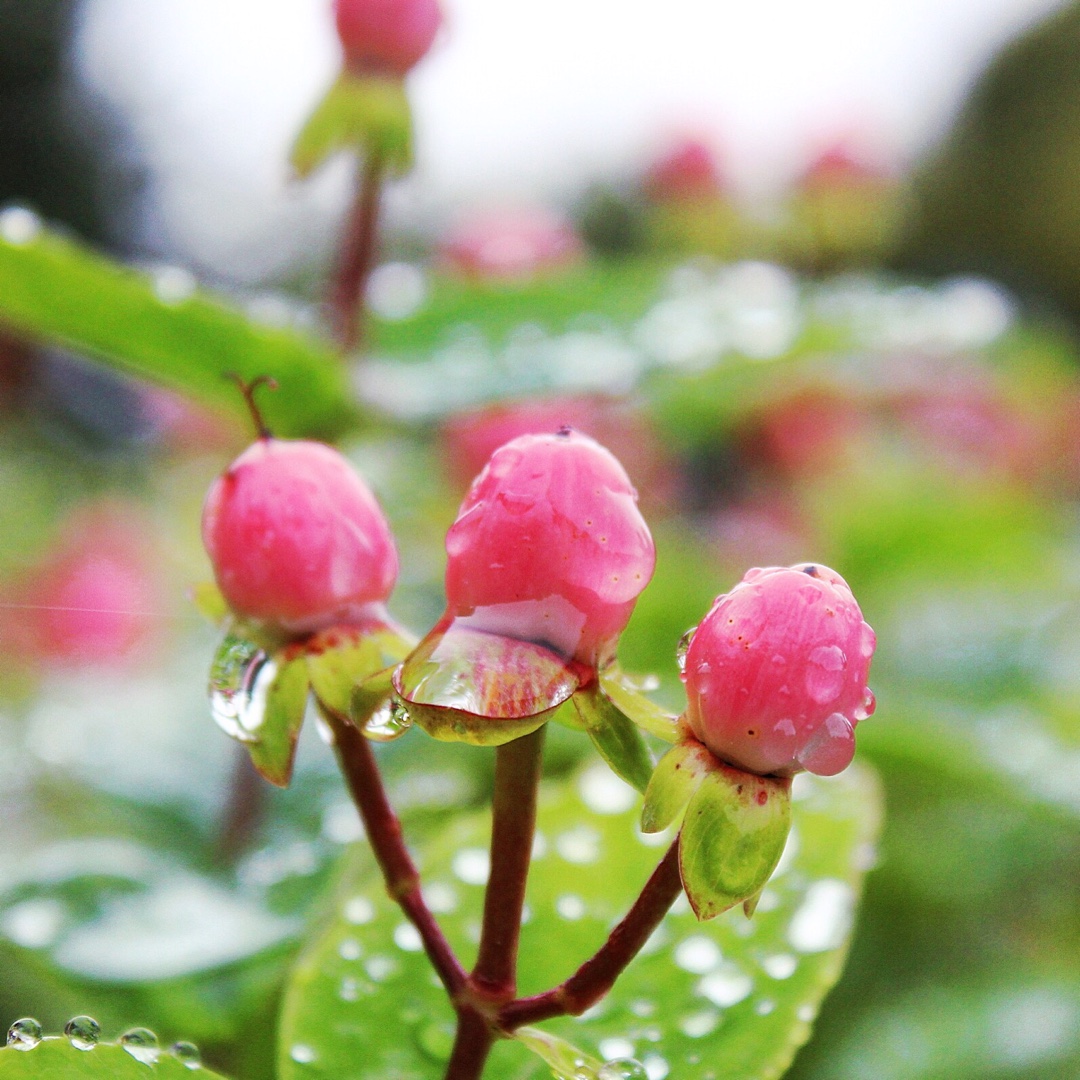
189 582 229 627
246 648 311 788
0 1035 229 1079
598 667 679 743
572 683 655 794
679 766 792 921
641 739 715 834
0 222 354 439
279 758 882 1080
291 73 413 178
513 1027 601 1080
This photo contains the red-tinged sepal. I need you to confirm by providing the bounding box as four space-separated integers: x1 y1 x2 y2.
208 632 310 787
572 680 655 794
392 621 581 746
291 72 413 179
305 622 413 718
640 733 714 833
678 761 792 921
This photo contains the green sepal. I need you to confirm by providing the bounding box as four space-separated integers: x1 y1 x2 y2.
246 645 311 788
392 624 580 746
512 1027 601 1080
190 581 229 627
679 762 793 921
291 72 413 178
641 736 716 833
572 681 655 794
598 664 680 742
305 623 413 717
0 1036 230 1079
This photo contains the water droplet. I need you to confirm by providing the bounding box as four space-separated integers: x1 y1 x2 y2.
761 953 798 979
532 832 549 858
771 654 787 666
290 1044 317 1064
788 879 854 952
755 999 776 1015
344 896 375 924
598 1058 648 1080
364 698 413 742
676 627 696 673
120 1028 160 1066
696 661 711 675
364 954 399 981
338 937 362 961
208 635 273 743
804 645 847 705
698 965 754 1007
6 1019 42 1051
556 894 586 920
339 976 360 1001
679 1009 720 1038
579 763 637 814
452 847 490 885
170 1042 202 1069
642 1053 670 1080
556 825 602 864
796 1004 816 1023
796 713 855 776
64 1016 101 1051
415 1019 455 1062
674 935 722 974
855 687 876 721
393 922 423 952
0 205 41 245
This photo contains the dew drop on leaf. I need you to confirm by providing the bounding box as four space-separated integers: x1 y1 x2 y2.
209 634 272 743
392 922 423 952
698 965 754 1007
343 896 375 925
641 1053 670 1080
290 1045 317 1064
788 878 854 952
578 764 637 815
679 1009 720 1038
338 937 362 960
170 1041 202 1069
598 1057 648 1080
64 1016 101 1051
363 698 413 742
451 847 490 885
364 954 399 981
6 1019 42 1051
673 934 722 974
424 881 459 913
119 1027 160 1065
556 894 587 920
761 953 798 979
556 825 602 864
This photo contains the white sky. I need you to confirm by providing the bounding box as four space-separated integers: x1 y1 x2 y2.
76 0 1064 283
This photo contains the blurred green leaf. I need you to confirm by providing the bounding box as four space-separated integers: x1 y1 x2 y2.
0 224 355 438
279 758 882 1080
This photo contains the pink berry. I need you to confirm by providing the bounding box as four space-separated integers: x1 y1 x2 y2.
443 429 656 668
334 0 442 77
438 209 583 281
202 438 398 636
644 137 725 202
683 563 876 777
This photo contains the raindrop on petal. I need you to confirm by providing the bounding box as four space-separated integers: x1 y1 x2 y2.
676 627 697 674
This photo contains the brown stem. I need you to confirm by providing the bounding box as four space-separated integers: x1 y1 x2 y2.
214 745 267 865
498 838 684 1029
444 1006 496 1080
329 151 385 353
321 704 467 995
473 726 545 999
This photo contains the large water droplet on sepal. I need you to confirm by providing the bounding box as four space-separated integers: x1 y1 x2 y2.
209 632 273 743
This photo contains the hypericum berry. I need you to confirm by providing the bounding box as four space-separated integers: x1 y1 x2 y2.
644 136 725 202
683 563 875 777
334 0 442 77
443 429 656 668
438 209 583 281
202 436 398 637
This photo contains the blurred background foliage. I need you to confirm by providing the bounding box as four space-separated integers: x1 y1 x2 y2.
0 1 1079 1079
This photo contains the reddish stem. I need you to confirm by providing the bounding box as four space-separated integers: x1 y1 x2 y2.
444 1006 496 1080
498 838 684 1029
329 151 385 353
473 726 545 999
321 704 467 995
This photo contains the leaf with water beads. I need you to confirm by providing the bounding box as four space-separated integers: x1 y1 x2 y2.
572 682 656 794
278 757 882 1080
514 1026 602 1079
0 1026 228 1079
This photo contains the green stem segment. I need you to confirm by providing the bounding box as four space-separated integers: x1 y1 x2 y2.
321 704 466 996
329 151 385 353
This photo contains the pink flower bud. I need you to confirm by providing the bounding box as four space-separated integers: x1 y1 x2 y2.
683 563 876 777
334 0 442 77
202 438 398 636
443 429 656 668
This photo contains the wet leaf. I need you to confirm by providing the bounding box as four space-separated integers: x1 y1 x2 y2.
394 624 580 746
641 738 715 834
279 759 882 1080
247 650 311 788
291 73 413 178
513 1027 601 1080
680 766 792 921
572 683 655 794
0 1035 229 1079
598 667 679 743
